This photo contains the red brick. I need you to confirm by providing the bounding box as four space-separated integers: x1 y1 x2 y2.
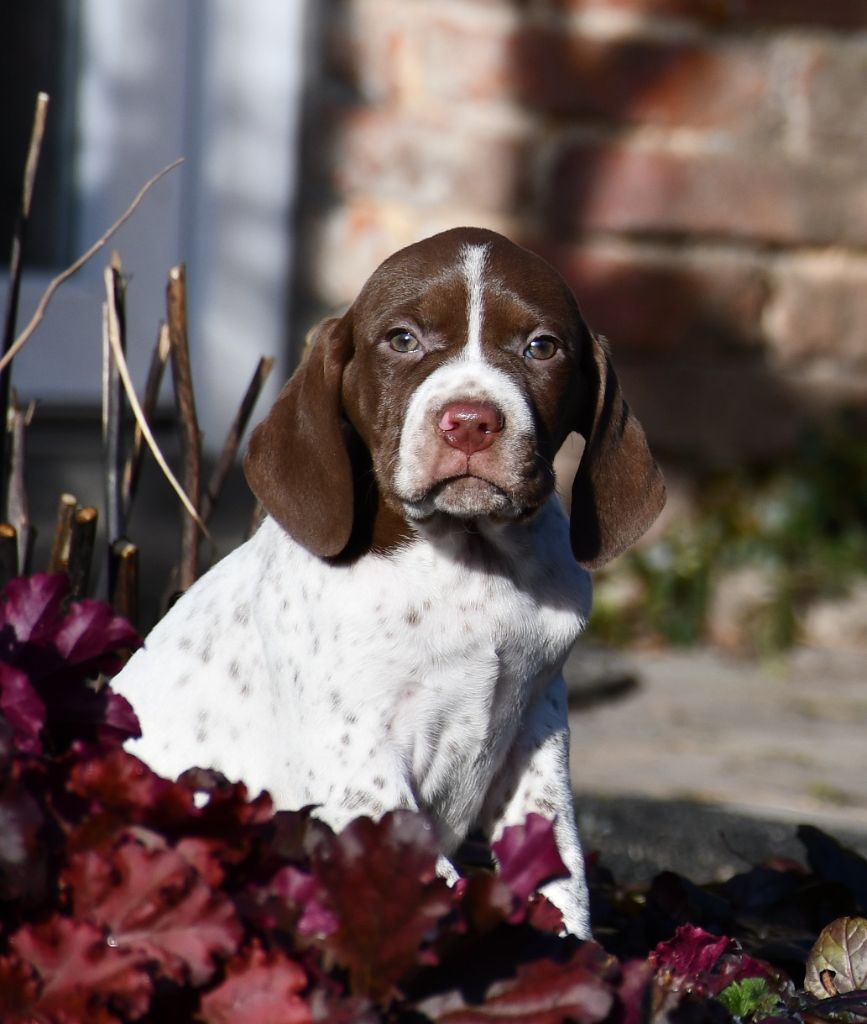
543 0 867 30
331 109 531 212
505 32 774 133
328 9 777 137
767 260 867 369
546 141 867 247
526 243 770 356
799 42 867 165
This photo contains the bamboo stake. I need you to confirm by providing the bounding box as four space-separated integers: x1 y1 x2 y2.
67 506 98 600
201 356 274 525
0 92 49 517
48 492 78 572
122 321 170 517
6 396 36 574
0 523 18 590
109 538 138 625
102 254 127 545
166 265 202 590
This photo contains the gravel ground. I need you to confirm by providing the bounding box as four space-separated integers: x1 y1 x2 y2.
564 645 867 882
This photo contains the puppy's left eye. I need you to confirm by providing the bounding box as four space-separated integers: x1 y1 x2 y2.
388 329 420 353
524 335 558 360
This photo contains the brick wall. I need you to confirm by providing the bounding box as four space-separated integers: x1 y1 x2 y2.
293 0 867 465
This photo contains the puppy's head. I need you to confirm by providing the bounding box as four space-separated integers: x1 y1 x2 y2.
245 227 665 567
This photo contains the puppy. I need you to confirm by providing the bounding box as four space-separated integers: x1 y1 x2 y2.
112 227 665 937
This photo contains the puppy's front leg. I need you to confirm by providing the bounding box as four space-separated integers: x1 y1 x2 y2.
481 675 590 939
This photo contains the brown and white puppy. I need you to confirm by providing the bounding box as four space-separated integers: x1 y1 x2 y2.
113 227 665 937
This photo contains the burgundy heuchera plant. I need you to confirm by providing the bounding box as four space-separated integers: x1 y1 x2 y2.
0 573 863 1023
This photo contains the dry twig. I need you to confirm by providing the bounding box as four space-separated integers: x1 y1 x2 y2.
0 157 183 377
0 524 18 590
122 322 170 517
201 356 274 525
102 282 206 532
102 255 127 544
167 265 202 590
48 493 78 573
110 538 139 625
67 506 98 600
6 395 37 573
1 92 49 515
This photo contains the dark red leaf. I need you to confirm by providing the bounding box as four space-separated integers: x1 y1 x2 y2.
650 924 773 997
310 811 455 998
68 835 243 986
10 914 153 1022
415 940 617 1023
525 893 566 934
197 940 310 1024
67 747 195 829
614 959 654 1024
0 952 41 1019
459 871 517 934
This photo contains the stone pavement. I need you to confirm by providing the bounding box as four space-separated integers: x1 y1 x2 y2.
564 645 867 882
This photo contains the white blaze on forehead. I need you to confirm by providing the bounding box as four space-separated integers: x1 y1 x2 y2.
460 243 490 361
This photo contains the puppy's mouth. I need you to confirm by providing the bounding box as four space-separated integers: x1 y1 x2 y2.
399 473 530 522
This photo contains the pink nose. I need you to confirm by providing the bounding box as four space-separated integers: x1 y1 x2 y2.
438 401 505 456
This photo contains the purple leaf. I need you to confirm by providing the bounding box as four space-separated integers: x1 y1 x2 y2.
52 598 141 674
244 864 338 938
0 664 45 753
0 574 142 753
493 814 569 907
0 778 45 902
0 574 68 645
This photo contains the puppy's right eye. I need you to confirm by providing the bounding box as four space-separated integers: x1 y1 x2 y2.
388 329 420 353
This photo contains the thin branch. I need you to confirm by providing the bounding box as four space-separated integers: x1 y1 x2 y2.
122 321 170 517
109 538 138 625
1 92 50 515
167 265 202 590
0 157 184 377
103 255 127 544
67 506 98 600
0 524 18 591
48 493 78 573
6 395 37 573
201 356 274 525
102 289 207 534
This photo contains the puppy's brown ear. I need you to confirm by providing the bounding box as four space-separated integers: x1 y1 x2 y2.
570 334 665 570
244 316 354 558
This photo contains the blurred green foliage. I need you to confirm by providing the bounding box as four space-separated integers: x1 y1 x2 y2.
589 411 867 653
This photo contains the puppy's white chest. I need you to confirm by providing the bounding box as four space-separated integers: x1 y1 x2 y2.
252 506 590 825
